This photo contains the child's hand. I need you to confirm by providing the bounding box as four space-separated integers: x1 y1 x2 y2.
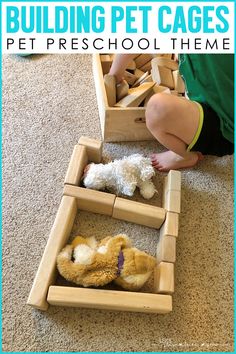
109 54 138 84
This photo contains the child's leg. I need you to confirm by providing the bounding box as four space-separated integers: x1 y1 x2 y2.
145 93 202 171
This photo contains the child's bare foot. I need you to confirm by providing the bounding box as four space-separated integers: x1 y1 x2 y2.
151 151 203 172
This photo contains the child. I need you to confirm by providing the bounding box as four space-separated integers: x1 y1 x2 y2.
109 54 234 171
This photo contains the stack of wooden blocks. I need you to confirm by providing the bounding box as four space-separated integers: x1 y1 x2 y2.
93 54 185 142
27 137 181 314
102 53 185 109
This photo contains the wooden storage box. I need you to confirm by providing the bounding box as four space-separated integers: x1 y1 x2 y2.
92 54 154 142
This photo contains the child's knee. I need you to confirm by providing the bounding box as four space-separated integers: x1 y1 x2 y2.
146 93 172 131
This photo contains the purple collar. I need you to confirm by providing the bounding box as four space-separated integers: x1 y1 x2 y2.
117 251 124 276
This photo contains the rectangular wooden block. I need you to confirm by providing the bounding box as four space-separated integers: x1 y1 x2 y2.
78 136 103 163
100 54 112 74
134 68 145 78
151 66 174 89
63 185 116 216
139 61 152 73
153 85 171 94
139 74 153 85
27 196 77 310
104 74 116 106
47 286 172 314
161 54 173 59
132 71 149 88
133 54 142 60
164 190 181 213
135 54 154 68
124 71 137 85
154 262 174 294
165 170 181 192
152 57 179 71
160 211 179 238
156 233 176 264
162 170 181 213
173 70 185 94
115 82 155 108
64 145 88 186
126 60 136 71
112 197 166 229
116 80 129 101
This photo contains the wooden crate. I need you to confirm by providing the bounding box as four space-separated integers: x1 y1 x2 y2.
27 137 181 314
92 54 154 142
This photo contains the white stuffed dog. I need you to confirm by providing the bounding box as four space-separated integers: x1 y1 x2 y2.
83 154 156 199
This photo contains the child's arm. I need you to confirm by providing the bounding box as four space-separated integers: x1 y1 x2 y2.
109 54 138 83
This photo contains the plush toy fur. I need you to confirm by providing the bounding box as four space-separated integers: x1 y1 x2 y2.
57 234 156 291
83 153 156 199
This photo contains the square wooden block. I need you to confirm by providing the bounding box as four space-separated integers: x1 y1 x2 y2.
27 139 181 314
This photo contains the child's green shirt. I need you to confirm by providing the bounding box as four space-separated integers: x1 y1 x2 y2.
179 54 234 144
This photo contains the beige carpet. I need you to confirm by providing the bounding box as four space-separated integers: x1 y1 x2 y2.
2 54 234 352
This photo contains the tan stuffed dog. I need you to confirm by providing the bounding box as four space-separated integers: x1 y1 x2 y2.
57 234 156 291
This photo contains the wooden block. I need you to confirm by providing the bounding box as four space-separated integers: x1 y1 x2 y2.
156 232 176 264
139 74 153 85
78 136 103 163
162 176 168 208
47 286 172 314
115 82 155 108
161 54 173 59
152 57 179 71
165 170 181 192
139 60 152 72
126 60 136 71
104 74 116 106
164 190 181 213
110 54 139 62
132 71 149 88
135 54 154 68
112 197 166 229
64 145 88 186
110 54 115 61
134 68 145 79
27 196 77 310
162 171 181 213
100 54 110 61
172 70 185 94
63 185 116 216
151 66 174 89
154 262 174 294
153 85 171 94
133 54 142 60
116 80 129 101
160 211 179 238
124 71 137 86
100 54 112 74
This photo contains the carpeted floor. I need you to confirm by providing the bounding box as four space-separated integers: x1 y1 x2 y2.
2 54 234 352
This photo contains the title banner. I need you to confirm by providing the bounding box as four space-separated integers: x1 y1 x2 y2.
2 1 235 53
